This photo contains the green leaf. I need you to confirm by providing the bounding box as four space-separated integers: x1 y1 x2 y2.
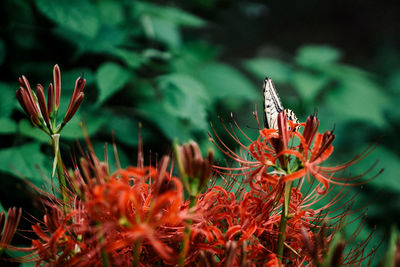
136 2 205 27
146 17 181 48
35 0 100 38
352 146 400 192
244 58 293 83
196 63 257 100
157 74 209 130
292 71 330 103
96 63 131 104
55 24 126 55
111 48 142 69
324 66 388 127
0 118 17 134
97 0 125 26
61 112 106 140
18 120 49 143
0 40 5 65
0 82 16 118
142 49 172 61
17 111 105 145
138 101 193 141
296 45 341 68
0 143 48 185
62 68 94 91
107 115 139 146
7 1 36 49
172 42 218 73
387 70 400 97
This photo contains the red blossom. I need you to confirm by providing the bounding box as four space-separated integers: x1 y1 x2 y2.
0 207 22 252
6 88 380 266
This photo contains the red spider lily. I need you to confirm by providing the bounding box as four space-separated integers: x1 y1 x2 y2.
265 253 282 267
91 161 186 261
207 107 379 264
15 151 188 266
276 113 379 194
0 207 22 254
211 110 377 195
5 87 380 267
16 64 86 134
7 141 376 266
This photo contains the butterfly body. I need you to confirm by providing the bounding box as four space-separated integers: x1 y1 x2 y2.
263 78 298 129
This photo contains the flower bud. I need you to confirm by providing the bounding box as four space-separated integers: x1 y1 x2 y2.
174 141 214 196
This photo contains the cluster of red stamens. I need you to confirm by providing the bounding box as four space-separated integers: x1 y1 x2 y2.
0 67 381 266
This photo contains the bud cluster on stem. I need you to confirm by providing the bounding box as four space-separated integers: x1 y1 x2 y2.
16 64 86 135
15 65 86 209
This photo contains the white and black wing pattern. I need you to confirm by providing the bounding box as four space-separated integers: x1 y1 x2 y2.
263 77 299 129
263 78 283 129
285 109 299 125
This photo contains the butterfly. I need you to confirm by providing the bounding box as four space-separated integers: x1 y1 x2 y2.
263 78 298 129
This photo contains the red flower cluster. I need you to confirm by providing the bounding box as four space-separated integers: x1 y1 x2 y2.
212 112 377 195
5 113 376 266
4 67 380 266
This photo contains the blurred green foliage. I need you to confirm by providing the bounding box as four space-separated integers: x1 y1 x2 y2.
1 0 400 264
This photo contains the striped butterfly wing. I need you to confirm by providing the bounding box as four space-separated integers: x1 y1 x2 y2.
263 78 283 129
285 109 299 125
263 78 298 129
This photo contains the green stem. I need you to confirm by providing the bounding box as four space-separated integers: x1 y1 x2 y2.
178 195 197 267
51 135 68 209
277 181 292 259
100 244 110 267
132 238 142 267
100 249 110 267
96 224 110 267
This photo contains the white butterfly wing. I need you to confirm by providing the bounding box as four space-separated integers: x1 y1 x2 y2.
263 78 299 129
263 78 283 129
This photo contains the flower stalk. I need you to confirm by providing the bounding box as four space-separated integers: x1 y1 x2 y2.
273 112 292 259
178 196 197 267
16 64 86 210
174 141 213 267
277 181 292 258
99 233 110 267
132 238 142 267
51 134 68 206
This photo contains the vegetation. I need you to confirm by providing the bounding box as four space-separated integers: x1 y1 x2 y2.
0 0 399 265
